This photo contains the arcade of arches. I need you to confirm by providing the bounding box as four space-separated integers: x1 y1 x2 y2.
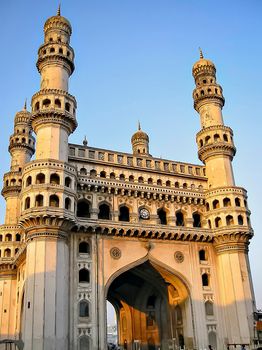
107 261 193 349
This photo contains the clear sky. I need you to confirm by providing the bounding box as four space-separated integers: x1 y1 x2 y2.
0 1 261 308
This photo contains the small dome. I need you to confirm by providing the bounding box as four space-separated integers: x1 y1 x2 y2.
131 122 149 143
192 49 216 76
44 6 72 35
14 103 31 125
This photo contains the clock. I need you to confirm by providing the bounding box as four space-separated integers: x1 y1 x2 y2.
140 208 150 220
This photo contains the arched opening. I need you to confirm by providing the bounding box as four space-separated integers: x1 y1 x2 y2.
16 233 21 242
50 173 60 185
5 234 12 242
79 268 90 283
106 260 191 350
223 197 231 207
215 217 222 228
65 102 71 112
65 177 71 187
36 173 45 184
206 202 210 211
214 134 220 142
90 169 97 178
26 176 32 186
175 182 179 188
157 208 167 225
148 178 153 185
42 98 51 108
119 206 130 222
79 300 89 318
119 174 125 181
138 176 144 183
55 99 61 108
202 273 209 287
98 203 111 220
166 180 171 187
223 134 228 142
205 301 214 316
79 336 90 350
49 194 59 207
77 200 90 218
25 197 30 209
208 331 217 350
100 171 106 178
129 175 134 182
4 248 11 257
110 172 116 179
226 215 234 226
35 194 44 207
157 179 162 186
235 197 241 207
65 197 71 210
183 183 187 189
238 215 244 225
176 211 184 226
193 213 201 227
80 168 87 176
199 249 206 261
79 241 90 254
212 199 219 209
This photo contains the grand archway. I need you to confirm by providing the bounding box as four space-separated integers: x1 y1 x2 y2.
107 260 193 350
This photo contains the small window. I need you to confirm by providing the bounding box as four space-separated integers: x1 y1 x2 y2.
35 194 44 207
214 134 220 142
157 179 162 186
50 173 60 185
50 47 55 53
138 176 144 183
226 215 234 226
110 172 116 179
158 208 167 225
235 197 241 207
49 195 59 207
42 99 51 108
193 213 201 227
77 200 90 218
59 48 63 54
129 175 134 182
4 249 11 258
80 168 87 176
36 173 45 184
202 273 209 287
15 234 21 242
65 177 71 187
166 180 171 187
90 169 97 178
223 197 231 207
238 215 244 225
205 301 214 316
183 183 187 189
175 182 179 188
25 197 30 209
206 203 210 211
26 176 32 187
79 268 90 283
5 234 12 242
212 199 219 209
100 171 106 178
65 197 71 210
223 134 228 142
65 102 71 112
148 178 153 185
79 241 90 254
199 249 206 261
176 211 184 226
119 174 125 181
215 217 222 228
119 206 129 222
79 300 89 318
98 203 110 220
55 99 61 108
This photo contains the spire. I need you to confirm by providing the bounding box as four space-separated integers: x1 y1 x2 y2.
138 120 141 130
199 47 204 59
83 135 88 146
24 99 27 111
57 3 61 16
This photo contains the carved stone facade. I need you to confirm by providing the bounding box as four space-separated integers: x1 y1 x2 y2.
0 10 257 350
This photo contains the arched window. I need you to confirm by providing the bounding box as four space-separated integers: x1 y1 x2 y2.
157 179 162 186
65 102 71 112
79 268 90 283
226 215 234 226
4 248 11 258
35 194 44 207
199 249 206 261
55 99 61 108
79 300 89 318
100 171 106 178
15 233 21 242
138 176 144 183
158 208 167 225
176 211 184 226
5 234 12 242
79 241 90 254
202 273 209 287
36 173 45 184
58 48 63 54
98 203 110 220
10 179 16 186
90 169 97 178
166 180 171 187
212 199 219 209
238 215 244 225
26 176 32 187
79 336 89 350
15 248 19 255
110 172 116 179
205 135 211 144
208 331 217 350
235 197 241 207
80 168 87 176
193 213 201 227
214 134 220 142
206 202 210 211
119 174 125 181
42 98 51 108
65 177 71 187
148 178 153 185
77 200 90 218
25 197 30 209
35 101 40 111
215 217 222 228
129 175 134 182
205 300 214 316
50 47 55 53
119 206 130 222
49 195 59 207
223 197 231 207
175 181 179 188
65 197 71 210
183 183 187 189
223 134 228 142
50 173 60 185
200 139 203 147
208 219 212 228
0 235 2 242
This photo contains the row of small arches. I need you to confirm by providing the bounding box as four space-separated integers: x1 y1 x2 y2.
24 173 72 187
195 86 222 98
77 200 202 227
10 137 34 146
0 248 19 258
210 214 247 228
34 99 74 114
80 169 203 190
199 133 230 147
42 46 71 58
24 195 72 210
0 233 21 242
206 197 246 210
5 178 22 187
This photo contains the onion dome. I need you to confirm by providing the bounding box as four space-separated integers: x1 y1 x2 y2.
192 48 216 79
44 5 72 36
14 100 31 125
131 122 150 155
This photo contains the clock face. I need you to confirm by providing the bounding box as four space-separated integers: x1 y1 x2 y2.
140 208 150 220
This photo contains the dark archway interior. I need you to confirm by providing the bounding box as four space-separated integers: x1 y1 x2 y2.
107 261 187 350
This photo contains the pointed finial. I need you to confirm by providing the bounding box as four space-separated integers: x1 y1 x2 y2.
199 47 204 59
138 120 141 130
57 3 61 16
24 99 27 110
83 135 88 146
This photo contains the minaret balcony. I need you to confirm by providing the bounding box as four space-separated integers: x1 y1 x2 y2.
193 85 224 111
198 141 236 162
2 171 22 197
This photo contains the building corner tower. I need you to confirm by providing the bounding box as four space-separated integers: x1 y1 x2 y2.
192 50 256 345
18 7 77 350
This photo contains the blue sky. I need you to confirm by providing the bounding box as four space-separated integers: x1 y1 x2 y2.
0 1 261 308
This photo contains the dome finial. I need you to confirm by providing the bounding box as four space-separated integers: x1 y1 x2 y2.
24 98 27 110
199 47 204 59
83 135 88 146
138 120 141 130
57 3 61 16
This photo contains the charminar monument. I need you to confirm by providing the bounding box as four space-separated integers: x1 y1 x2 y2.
0 7 257 350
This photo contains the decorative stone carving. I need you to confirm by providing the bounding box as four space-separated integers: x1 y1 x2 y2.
110 247 121 260
174 251 184 263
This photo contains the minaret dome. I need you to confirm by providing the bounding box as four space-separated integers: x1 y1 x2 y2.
131 122 150 155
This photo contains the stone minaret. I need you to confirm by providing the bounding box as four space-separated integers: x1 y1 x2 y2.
193 51 256 345
0 103 35 339
19 7 77 350
131 122 150 155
